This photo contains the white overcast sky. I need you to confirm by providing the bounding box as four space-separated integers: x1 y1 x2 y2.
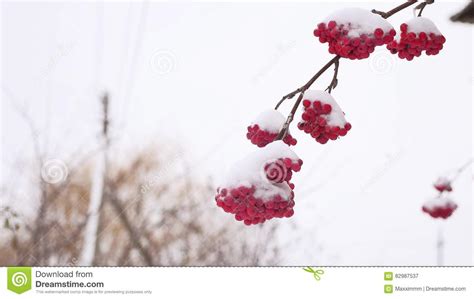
1 1 473 265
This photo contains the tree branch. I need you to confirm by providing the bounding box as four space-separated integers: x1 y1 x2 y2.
275 55 340 110
372 0 418 19
275 0 422 140
106 194 154 266
325 59 340 93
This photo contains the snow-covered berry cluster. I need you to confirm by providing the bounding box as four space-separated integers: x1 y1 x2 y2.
387 17 445 61
314 8 395 60
215 141 302 225
422 198 457 219
297 90 351 144
433 177 452 193
247 110 297 147
215 184 296 225
422 176 457 219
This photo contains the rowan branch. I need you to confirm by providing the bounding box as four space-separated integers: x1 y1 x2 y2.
275 0 423 140
372 0 418 19
325 59 339 93
274 55 340 110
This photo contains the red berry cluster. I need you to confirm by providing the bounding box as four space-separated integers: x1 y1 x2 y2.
314 21 395 60
433 178 452 193
215 186 295 225
422 200 457 219
297 98 351 144
215 158 302 225
247 124 297 147
423 176 456 219
387 21 445 61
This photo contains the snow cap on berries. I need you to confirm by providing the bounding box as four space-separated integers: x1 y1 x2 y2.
221 141 301 199
403 17 442 35
324 7 394 38
247 110 297 147
252 110 286 132
422 197 458 219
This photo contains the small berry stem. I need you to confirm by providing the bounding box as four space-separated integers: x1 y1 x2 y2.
325 59 340 94
275 55 340 111
276 0 424 140
415 0 434 17
372 0 418 19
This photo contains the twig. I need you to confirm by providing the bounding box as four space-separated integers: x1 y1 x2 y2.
325 59 340 93
276 56 340 139
275 55 340 110
107 193 154 266
372 0 418 19
275 0 422 140
415 0 434 17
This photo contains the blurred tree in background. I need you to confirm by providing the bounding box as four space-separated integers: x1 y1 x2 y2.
0 145 280 266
